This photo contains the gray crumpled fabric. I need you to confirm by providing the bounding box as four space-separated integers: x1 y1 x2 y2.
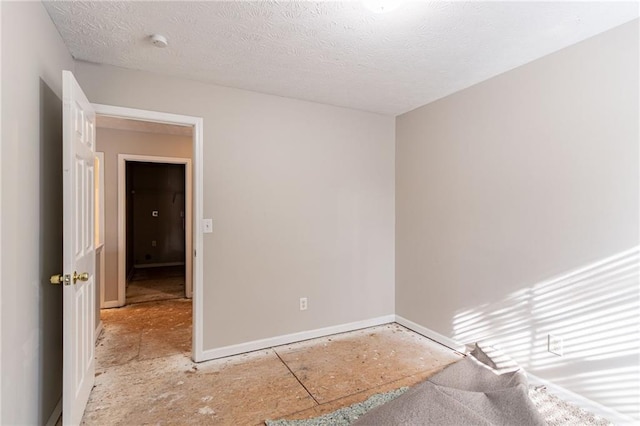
353 343 546 426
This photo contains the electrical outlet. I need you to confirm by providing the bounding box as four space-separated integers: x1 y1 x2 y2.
548 334 564 356
151 240 157 247
299 297 308 311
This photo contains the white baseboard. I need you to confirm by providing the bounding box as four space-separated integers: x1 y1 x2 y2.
199 314 396 361
45 398 61 426
394 315 635 424
394 315 466 352
527 374 636 425
102 300 121 309
95 321 103 343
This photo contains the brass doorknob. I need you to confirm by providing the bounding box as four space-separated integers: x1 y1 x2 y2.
73 271 89 283
50 272 88 285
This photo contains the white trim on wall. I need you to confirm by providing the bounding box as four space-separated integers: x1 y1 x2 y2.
117 153 193 304
95 245 105 344
201 315 396 361
44 398 61 426
394 315 465 352
95 152 105 247
97 246 105 309
92 103 204 362
95 152 106 310
395 315 634 424
94 322 103 344
101 300 120 309
526 375 635 425
0 2 4 420
192 117 204 362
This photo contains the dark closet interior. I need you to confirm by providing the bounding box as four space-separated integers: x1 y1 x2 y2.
125 162 186 278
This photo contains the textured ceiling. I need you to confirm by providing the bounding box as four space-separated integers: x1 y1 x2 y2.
44 1 639 115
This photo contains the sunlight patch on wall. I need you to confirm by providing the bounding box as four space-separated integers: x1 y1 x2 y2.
452 247 640 420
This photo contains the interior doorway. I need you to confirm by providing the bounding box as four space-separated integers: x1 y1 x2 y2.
117 154 193 304
125 161 187 304
92 103 205 362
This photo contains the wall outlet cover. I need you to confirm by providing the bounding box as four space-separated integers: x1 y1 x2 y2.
548 334 564 356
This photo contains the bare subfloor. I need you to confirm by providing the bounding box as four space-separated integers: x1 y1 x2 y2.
126 265 186 305
83 301 462 425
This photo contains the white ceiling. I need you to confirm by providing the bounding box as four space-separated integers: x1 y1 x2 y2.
44 1 639 116
96 115 193 136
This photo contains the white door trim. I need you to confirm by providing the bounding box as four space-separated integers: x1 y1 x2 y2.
117 154 193 302
0 1 3 420
92 103 204 362
95 152 105 311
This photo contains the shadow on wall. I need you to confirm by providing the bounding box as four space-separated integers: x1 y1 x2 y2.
38 79 64 423
452 246 639 420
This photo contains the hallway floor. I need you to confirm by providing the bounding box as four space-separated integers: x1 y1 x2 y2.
126 265 186 305
82 300 462 425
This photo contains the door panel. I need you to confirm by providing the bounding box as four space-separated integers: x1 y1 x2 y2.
62 70 96 425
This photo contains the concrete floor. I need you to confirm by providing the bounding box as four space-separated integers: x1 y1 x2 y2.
83 300 462 425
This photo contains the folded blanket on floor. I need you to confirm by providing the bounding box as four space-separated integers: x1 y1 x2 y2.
353 343 546 426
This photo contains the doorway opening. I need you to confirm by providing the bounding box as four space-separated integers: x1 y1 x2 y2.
97 124 193 330
92 103 204 362
125 161 188 305
95 120 195 375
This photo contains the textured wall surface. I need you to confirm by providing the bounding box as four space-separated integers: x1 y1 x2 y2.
44 1 638 115
396 20 639 419
77 61 396 352
1 2 75 424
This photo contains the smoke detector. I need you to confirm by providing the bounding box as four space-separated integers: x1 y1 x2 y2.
363 0 403 13
150 34 168 48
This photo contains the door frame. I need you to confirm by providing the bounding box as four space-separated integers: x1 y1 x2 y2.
92 103 204 361
118 155 193 300
0 3 3 422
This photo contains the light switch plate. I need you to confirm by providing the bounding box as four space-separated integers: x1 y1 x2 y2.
203 218 213 233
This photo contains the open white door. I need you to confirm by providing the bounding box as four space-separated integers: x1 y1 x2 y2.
61 70 96 425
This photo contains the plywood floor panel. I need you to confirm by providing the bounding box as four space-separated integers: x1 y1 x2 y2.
273 323 461 403
87 298 462 425
84 350 316 425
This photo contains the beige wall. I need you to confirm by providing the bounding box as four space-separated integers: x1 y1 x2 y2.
396 20 639 419
2 2 636 421
97 128 192 303
77 63 396 350
1 2 75 423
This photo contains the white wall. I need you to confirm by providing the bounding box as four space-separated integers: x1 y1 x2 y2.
1 2 74 424
97 128 193 303
396 20 639 419
75 62 396 351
